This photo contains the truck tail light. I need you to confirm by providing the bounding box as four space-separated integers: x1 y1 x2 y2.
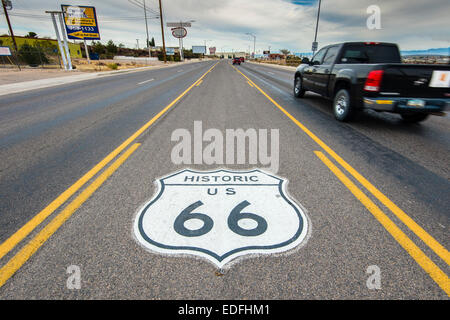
364 70 384 92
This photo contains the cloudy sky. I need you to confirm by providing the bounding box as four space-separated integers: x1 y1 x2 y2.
1 0 449 53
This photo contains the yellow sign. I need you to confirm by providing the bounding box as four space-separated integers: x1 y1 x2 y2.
63 7 96 27
61 5 101 40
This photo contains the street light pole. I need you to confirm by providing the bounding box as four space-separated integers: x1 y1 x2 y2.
204 40 211 56
312 0 322 56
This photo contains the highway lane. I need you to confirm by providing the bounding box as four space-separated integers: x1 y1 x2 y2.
0 60 448 299
0 61 216 244
238 62 450 229
242 62 450 180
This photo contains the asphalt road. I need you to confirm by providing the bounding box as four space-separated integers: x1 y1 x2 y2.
0 60 448 299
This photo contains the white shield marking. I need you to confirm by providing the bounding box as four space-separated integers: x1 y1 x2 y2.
134 169 309 268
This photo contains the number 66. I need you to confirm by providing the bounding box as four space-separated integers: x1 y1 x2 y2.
174 201 267 237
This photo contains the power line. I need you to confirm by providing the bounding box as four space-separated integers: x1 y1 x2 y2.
127 0 159 16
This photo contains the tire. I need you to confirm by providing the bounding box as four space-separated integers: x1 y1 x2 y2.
294 75 305 98
401 113 429 123
333 89 355 122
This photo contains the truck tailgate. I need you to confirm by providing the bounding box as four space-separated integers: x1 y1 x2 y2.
380 64 450 98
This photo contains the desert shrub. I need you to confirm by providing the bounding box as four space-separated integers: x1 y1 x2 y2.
18 43 49 66
107 63 118 70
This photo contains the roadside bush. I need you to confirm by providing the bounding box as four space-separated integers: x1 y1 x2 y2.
18 43 49 66
107 63 118 70
157 51 181 62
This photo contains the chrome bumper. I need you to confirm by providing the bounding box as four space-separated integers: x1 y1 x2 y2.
363 97 450 113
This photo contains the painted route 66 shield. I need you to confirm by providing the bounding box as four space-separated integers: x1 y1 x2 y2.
134 169 309 268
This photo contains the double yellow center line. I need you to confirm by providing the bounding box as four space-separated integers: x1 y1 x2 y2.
232 64 450 295
0 61 219 288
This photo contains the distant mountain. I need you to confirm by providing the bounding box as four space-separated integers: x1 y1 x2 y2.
401 47 449 56
292 48 449 57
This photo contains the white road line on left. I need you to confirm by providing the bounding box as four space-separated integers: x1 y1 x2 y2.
138 79 155 85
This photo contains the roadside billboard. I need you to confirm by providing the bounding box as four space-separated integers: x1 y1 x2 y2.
166 47 175 56
61 5 101 40
192 46 206 54
209 47 216 55
0 46 12 56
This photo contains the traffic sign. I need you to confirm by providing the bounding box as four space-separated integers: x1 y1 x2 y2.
312 41 318 52
61 5 101 40
134 169 309 268
171 27 187 39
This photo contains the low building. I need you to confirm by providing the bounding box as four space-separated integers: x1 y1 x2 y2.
0 35 82 58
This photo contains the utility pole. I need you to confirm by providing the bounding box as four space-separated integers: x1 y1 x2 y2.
136 39 140 49
143 0 151 58
246 33 256 59
312 0 322 56
158 0 167 63
2 0 18 54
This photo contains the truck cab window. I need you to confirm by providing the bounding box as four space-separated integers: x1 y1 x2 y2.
322 46 339 65
311 48 327 65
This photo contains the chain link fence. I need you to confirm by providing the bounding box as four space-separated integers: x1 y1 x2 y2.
0 43 64 69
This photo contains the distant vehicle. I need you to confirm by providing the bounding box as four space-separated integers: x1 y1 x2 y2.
240 57 245 63
294 42 450 122
232 57 241 65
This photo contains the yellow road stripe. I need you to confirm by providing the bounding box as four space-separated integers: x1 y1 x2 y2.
0 61 219 262
231 64 450 267
247 80 254 87
0 143 141 288
314 151 449 296
196 80 203 87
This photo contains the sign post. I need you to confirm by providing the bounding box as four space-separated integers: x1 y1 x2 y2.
58 12 72 70
46 11 68 70
170 26 188 61
167 22 192 62
83 39 90 64
60 5 100 65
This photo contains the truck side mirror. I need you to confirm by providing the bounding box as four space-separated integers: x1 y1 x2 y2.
301 57 310 64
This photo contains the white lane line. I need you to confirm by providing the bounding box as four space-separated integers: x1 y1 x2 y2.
177 69 183 73
138 79 155 85
268 71 275 75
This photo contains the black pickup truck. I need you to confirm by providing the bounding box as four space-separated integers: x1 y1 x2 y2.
294 42 450 122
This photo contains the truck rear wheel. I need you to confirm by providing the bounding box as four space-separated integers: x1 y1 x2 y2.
401 113 429 123
333 89 355 122
294 75 306 98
